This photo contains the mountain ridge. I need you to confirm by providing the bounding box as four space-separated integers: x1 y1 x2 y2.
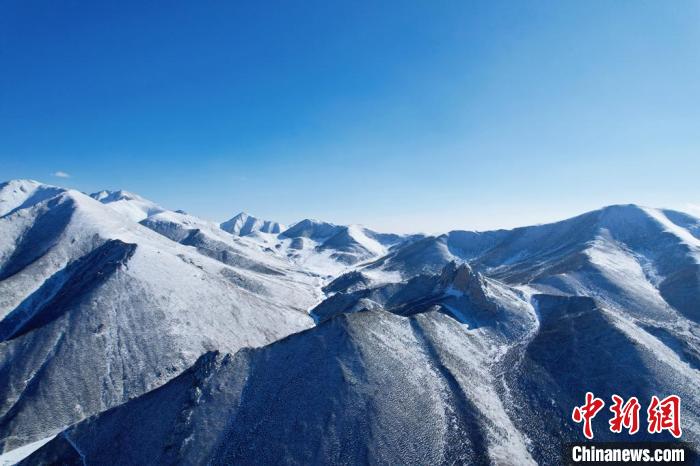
1 179 699 464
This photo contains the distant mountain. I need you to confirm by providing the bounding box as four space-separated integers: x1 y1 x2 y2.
279 219 412 267
279 218 339 240
368 204 700 323
2 179 700 464
220 212 285 236
90 189 165 222
143 210 290 276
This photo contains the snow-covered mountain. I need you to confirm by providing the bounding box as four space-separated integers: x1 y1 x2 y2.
220 212 285 236
275 219 413 272
0 180 318 455
2 179 700 465
368 204 700 323
218 217 417 280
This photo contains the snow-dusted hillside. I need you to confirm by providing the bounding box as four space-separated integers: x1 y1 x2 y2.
0 180 318 454
22 265 700 465
2 179 700 465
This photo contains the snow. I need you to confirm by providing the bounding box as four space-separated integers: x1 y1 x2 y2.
360 267 403 285
0 434 55 465
0 180 64 217
345 224 387 256
584 236 676 318
441 302 470 326
279 237 350 277
643 207 700 262
90 189 165 222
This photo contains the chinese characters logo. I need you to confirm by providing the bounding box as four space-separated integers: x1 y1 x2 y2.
572 392 681 439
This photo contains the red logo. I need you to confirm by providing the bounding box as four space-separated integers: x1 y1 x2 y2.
572 392 606 440
573 393 682 439
609 395 641 435
647 395 682 438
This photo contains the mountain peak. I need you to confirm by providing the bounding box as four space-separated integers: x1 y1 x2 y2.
0 179 66 217
1 179 44 190
438 261 495 311
89 189 144 203
89 189 164 222
596 203 652 217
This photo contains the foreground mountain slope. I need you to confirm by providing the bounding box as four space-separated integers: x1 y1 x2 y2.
23 304 538 465
24 290 700 465
503 293 700 463
0 181 317 453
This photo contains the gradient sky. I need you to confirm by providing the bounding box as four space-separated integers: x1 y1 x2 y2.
1 1 699 233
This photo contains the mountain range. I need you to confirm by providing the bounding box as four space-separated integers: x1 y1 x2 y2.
0 179 698 465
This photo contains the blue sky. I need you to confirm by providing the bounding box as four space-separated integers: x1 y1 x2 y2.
1 1 699 233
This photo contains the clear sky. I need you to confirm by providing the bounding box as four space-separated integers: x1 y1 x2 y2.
1 1 699 233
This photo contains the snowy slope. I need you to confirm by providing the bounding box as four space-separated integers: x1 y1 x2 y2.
23 307 537 465
24 270 700 464
0 181 65 218
0 181 317 453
